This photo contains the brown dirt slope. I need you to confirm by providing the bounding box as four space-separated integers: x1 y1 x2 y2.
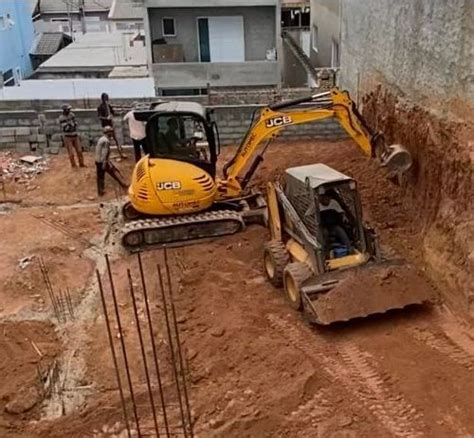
0 321 59 435
363 85 473 320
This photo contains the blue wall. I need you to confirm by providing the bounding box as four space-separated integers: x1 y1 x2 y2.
0 0 35 83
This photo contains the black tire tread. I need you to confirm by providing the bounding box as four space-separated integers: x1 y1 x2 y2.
264 240 290 287
283 262 313 310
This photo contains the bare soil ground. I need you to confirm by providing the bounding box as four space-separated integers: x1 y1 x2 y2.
0 141 473 438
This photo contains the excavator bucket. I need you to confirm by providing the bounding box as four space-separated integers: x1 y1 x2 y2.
380 144 413 174
301 260 435 325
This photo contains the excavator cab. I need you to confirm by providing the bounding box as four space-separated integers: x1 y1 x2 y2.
136 101 220 178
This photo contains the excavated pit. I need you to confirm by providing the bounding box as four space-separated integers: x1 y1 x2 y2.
0 128 473 438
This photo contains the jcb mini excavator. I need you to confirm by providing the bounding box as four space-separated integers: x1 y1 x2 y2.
120 88 412 251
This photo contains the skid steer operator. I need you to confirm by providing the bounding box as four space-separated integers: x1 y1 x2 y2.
319 194 352 251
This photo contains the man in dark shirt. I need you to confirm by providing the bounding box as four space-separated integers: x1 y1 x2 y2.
319 194 351 248
97 92 126 158
58 104 85 168
95 126 127 196
164 118 181 150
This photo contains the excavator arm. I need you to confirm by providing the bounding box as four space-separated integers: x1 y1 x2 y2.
219 88 411 199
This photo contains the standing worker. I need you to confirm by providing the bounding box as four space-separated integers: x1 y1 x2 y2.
95 126 128 196
123 103 148 162
97 92 126 158
59 104 85 168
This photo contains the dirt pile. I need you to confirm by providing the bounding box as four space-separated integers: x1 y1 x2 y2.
0 321 59 435
310 262 435 324
362 85 473 319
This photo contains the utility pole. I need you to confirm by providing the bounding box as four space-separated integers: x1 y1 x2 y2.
79 0 86 34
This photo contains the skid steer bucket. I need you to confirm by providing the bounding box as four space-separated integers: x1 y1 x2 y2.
301 260 435 325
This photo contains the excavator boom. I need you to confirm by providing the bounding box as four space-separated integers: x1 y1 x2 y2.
219 88 412 199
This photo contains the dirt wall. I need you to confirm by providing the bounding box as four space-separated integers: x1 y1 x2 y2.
362 85 473 320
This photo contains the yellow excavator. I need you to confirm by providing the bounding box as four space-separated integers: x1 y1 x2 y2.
121 88 412 250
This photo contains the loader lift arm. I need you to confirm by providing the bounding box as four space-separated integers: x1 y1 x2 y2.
220 88 411 199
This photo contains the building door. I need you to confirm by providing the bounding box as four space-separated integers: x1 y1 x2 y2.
198 16 245 62
198 18 211 62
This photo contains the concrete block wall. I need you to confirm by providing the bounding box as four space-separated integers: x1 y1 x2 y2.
0 109 133 154
41 110 132 152
213 104 346 145
0 97 347 153
0 112 44 152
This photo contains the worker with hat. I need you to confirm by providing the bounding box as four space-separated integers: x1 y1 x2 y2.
59 104 85 168
95 126 128 196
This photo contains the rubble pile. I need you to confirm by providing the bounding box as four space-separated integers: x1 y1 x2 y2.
0 152 48 185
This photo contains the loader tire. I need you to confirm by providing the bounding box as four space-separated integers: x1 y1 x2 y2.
283 262 313 311
263 240 290 287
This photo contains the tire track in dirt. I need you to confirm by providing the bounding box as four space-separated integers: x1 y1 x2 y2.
267 314 426 438
409 327 474 370
335 343 424 437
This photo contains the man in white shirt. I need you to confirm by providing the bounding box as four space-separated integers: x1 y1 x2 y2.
124 105 148 162
319 196 344 214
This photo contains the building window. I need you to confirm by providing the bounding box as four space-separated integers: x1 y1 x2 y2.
331 39 340 67
281 8 310 28
162 18 176 37
312 25 318 52
301 10 310 27
2 69 15 87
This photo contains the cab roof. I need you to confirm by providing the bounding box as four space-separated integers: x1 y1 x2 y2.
149 101 206 118
134 100 207 122
285 163 353 189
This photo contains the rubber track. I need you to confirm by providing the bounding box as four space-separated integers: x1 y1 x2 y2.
267 315 426 438
121 209 245 250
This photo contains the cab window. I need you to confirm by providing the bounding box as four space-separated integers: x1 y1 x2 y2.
149 114 212 163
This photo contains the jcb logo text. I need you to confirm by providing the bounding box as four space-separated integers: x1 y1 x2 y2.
157 181 182 191
265 116 293 128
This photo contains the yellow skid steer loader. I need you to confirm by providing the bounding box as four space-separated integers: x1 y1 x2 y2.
264 163 434 325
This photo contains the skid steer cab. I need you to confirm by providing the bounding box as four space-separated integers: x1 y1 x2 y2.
264 164 432 325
